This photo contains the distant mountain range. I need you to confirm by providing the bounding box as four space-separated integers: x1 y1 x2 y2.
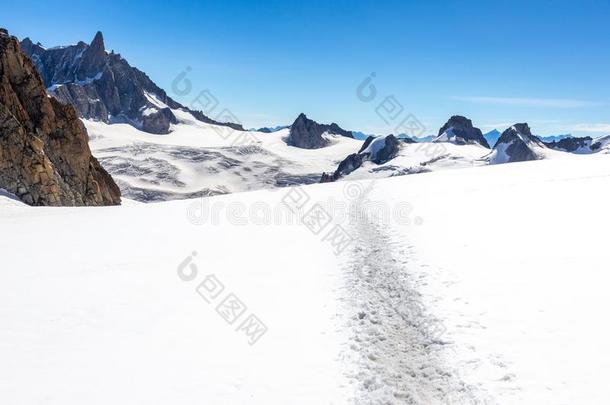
358 129 574 147
4 26 610 207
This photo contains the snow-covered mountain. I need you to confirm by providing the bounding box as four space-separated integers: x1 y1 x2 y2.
487 123 549 164
20 32 242 134
286 113 353 149
591 134 610 152
544 136 594 153
320 134 401 182
434 115 490 148
544 134 610 154
86 113 361 201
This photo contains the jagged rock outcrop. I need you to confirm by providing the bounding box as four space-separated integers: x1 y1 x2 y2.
544 136 593 153
142 107 178 134
320 134 400 182
0 28 120 206
488 123 546 164
435 115 490 148
591 135 610 152
358 134 401 163
287 113 353 149
20 32 243 135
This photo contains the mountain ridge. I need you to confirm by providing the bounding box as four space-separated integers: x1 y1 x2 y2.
20 32 244 135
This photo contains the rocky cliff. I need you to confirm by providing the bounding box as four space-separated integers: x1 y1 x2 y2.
287 113 353 149
0 28 121 206
20 32 243 135
435 116 490 148
488 123 546 164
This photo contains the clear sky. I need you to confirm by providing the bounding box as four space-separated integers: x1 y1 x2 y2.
4 0 610 136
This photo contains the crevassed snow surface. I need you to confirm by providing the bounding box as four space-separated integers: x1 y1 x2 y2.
1 153 609 403
85 114 363 201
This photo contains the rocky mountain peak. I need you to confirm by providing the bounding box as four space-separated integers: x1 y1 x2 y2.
439 115 473 132
321 134 401 182
0 29 120 206
90 31 105 50
287 113 353 149
495 123 540 146
511 123 532 137
544 136 593 153
79 31 107 80
288 113 328 149
435 115 490 148
19 32 243 135
489 123 546 164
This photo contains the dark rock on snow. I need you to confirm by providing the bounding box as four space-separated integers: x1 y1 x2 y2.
544 136 592 153
435 115 490 148
287 113 353 149
321 134 400 182
490 123 545 163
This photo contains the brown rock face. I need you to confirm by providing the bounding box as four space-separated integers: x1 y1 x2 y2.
0 29 121 206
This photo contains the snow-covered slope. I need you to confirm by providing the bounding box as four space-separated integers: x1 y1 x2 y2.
2 153 609 403
86 112 607 203
86 112 362 201
340 140 491 181
392 153 610 404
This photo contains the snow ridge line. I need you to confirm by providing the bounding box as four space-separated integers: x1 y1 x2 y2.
339 191 487 404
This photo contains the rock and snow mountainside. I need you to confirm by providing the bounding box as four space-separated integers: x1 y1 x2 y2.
2 152 610 404
85 114 362 202
320 116 496 182
488 123 549 164
320 134 401 182
20 32 243 134
544 136 594 153
590 135 610 152
286 113 353 149
85 106 610 202
434 115 490 148
544 135 610 154
0 28 120 206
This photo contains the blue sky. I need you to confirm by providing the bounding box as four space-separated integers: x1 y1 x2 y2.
4 0 610 136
